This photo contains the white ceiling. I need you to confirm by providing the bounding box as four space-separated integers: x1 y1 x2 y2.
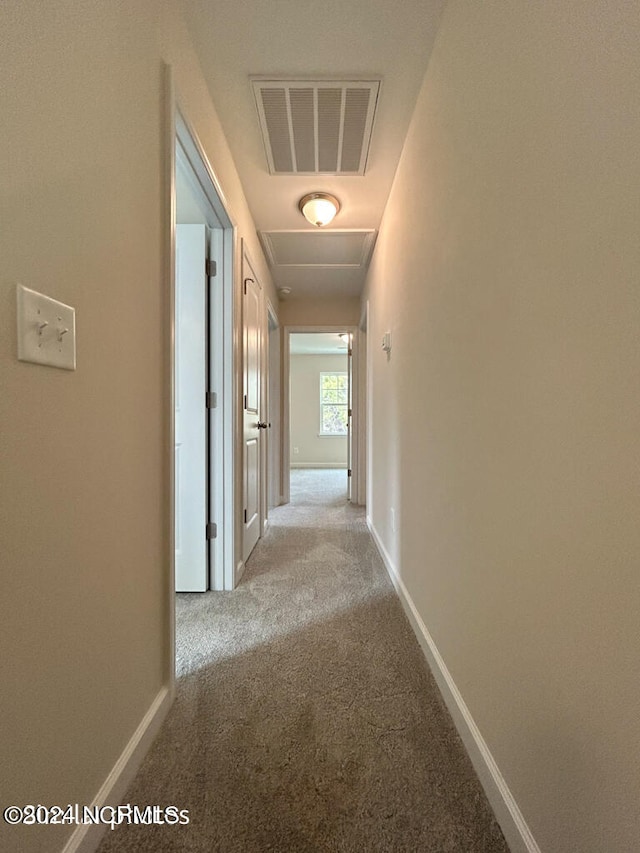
180 0 445 299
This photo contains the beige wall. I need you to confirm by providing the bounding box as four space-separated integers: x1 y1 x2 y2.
0 3 275 851
279 296 361 327
290 355 348 467
363 2 640 852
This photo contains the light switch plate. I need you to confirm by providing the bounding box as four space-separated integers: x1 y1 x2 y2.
17 284 76 370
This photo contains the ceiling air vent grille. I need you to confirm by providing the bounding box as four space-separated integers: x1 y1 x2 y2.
251 79 380 175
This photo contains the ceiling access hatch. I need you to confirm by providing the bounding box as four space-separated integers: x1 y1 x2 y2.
251 79 381 175
259 230 377 268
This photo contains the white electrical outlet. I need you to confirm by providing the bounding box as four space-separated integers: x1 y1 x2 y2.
17 285 76 370
293 446 299 455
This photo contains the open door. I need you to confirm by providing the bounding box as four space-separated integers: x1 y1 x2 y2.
175 224 208 591
173 120 233 593
242 252 263 563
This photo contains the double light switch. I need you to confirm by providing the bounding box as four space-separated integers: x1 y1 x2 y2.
17 285 76 371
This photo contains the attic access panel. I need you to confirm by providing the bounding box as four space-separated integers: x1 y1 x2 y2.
251 79 381 175
259 230 377 268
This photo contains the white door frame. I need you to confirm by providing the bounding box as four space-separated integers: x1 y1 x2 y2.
165 64 239 686
174 109 236 593
282 325 360 504
358 301 369 509
265 301 280 515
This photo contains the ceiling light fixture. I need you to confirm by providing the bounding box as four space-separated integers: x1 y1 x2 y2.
298 193 340 227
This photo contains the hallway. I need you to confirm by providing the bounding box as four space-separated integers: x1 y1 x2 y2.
98 470 507 852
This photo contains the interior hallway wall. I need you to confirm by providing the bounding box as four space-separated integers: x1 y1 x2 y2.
0 3 276 852
279 296 360 327
363 2 640 852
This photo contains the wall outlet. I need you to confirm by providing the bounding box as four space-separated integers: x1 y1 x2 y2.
293 446 299 455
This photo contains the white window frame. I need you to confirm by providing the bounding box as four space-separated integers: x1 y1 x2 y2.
319 371 348 436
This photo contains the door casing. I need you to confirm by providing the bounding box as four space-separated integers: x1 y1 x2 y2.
165 62 241 689
266 304 281 512
282 325 361 505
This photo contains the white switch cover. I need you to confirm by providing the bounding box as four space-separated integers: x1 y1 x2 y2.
17 285 76 370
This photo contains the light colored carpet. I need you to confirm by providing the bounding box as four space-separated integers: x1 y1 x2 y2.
98 469 509 852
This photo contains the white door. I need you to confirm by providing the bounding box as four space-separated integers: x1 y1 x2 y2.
242 259 263 562
175 224 208 591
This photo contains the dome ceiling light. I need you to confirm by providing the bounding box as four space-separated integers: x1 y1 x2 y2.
298 193 340 227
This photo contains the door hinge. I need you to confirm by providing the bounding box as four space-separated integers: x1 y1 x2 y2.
206 391 217 409
244 509 247 523
348 408 352 417
347 469 352 477
348 348 352 356
206 259 217 277
243 394 247 409
206 522 217 540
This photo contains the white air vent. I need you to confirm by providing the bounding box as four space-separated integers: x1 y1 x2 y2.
251 79 380 175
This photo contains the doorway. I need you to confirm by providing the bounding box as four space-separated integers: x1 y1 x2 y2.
283 326 359 505
173 110 235 594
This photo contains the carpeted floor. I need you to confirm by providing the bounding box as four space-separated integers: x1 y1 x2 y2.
98 469 509 852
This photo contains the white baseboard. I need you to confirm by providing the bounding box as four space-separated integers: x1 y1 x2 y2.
367 519 540 853
61 685 172 853
290 462 348 469
235 559 245 587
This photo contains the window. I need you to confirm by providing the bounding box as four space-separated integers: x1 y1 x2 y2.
319 372 348 435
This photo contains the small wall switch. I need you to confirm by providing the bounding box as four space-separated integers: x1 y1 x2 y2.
382 331 392 355
17 285 76 370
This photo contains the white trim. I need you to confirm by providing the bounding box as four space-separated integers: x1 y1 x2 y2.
235 559 245 586
282 329 292 504
163 62 177 692
367 518 541 853
174 95 236 593
283 325 358 505
265 301 280 519
61 687 172 853
357 301 368 507
319 370 348 436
